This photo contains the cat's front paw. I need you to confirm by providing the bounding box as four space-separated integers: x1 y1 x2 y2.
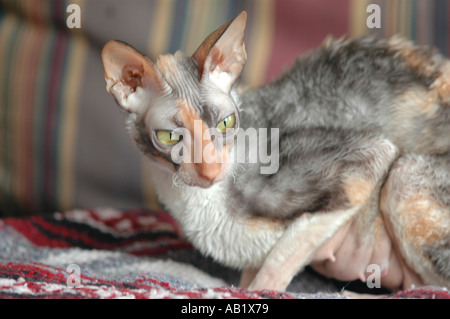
247 268 290 292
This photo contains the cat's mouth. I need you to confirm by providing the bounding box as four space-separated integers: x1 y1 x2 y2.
169 165 228 189
186 175 223 188
193 179 216 188
172 168 225 189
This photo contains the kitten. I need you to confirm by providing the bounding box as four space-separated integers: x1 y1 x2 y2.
101 12 449 292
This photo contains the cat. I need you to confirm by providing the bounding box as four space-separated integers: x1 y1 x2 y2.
101 11 449 292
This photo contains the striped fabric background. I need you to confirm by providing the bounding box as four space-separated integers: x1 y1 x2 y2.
0 0 449 216
0 0 88 216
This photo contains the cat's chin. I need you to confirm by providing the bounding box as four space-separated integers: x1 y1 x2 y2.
180 174 225 188
187 179 218 189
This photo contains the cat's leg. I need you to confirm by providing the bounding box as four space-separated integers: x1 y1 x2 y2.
247 207 360 291
239 268 259 288
248 138 399 292
380 153 450 289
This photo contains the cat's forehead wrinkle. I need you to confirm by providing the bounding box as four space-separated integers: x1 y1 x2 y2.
156 52 202 112
145 95 179 128
178 98 203 131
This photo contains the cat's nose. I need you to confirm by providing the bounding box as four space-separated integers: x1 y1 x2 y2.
200 174 216 182
199 169 218 182
196 162 222 182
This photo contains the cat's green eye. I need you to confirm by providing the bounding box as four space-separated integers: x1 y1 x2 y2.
216 114 236 133
156 130 182 146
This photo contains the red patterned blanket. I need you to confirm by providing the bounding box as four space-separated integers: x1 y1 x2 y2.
0 208 448 299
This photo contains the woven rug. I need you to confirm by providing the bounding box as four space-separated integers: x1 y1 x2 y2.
0 208 448 299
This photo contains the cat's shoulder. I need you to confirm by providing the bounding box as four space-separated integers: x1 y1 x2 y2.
284 34 443 80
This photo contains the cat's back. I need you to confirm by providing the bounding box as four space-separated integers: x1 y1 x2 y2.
241 35 450 154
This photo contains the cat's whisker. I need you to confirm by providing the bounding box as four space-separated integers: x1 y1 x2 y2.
172 171 186 189
229 163 245 184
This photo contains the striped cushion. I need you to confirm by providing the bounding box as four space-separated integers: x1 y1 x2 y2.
0 0 448 216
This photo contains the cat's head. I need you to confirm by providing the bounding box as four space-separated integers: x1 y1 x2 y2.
101 12 247 188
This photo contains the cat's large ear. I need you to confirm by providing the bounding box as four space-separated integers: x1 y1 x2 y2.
102 41 170 114
192 11 247 93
